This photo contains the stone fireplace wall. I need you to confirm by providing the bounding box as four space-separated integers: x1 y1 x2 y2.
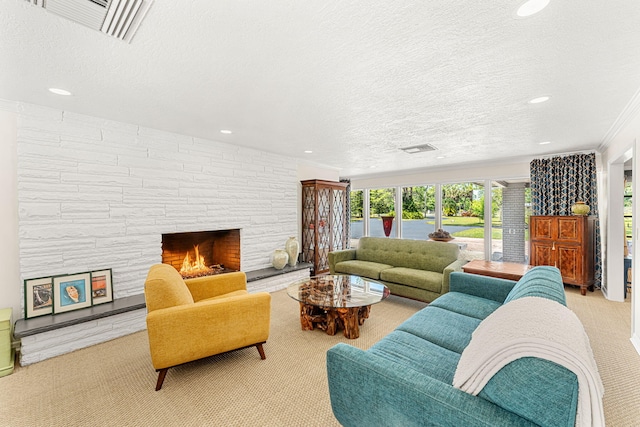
13 102 298 300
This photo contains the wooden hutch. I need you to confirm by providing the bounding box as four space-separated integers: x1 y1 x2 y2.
301 180 349 275
529 215 596 295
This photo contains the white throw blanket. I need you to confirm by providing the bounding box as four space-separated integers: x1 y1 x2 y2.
453 296 604 427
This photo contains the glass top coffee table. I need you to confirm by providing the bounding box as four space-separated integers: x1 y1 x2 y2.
287 275 390 339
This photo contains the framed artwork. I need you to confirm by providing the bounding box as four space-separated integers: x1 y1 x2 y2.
53 272 92 314
91 269 113 305
24 276 53 318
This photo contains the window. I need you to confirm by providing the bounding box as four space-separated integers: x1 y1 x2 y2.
350 190 364 244
401 185 435 240
369 188 396 237
442 182 484 258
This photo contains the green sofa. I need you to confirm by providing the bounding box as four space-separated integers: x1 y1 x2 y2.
328 237 466 302
326 267 585 427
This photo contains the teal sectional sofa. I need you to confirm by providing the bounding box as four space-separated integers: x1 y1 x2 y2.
327 267 589 427
328 237 466 302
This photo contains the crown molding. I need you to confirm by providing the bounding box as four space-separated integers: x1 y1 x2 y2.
599 86 640 151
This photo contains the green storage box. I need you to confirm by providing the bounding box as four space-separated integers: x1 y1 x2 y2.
0 308 15 377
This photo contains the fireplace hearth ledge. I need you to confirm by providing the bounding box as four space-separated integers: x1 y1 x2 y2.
13 262 313 342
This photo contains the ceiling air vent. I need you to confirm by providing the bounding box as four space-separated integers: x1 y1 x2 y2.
400 143 438 154
24 0 154 43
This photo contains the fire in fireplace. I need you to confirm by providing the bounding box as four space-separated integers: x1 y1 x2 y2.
161 229 240 279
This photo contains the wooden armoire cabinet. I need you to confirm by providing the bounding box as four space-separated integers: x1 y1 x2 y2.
529 215 596 295
301 180 349 275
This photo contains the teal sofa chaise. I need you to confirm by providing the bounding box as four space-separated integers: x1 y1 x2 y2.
328 237 466 302
327 267 602 427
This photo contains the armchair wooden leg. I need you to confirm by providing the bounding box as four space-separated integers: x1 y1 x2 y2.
256 343 266 360
155 368 169 391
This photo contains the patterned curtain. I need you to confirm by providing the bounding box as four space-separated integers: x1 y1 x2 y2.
530 153 601 288
340 178 351 248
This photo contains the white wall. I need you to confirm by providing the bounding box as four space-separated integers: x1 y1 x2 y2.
601 97 640 354
0 107 20 320
350 160 530 189
1 100 334 321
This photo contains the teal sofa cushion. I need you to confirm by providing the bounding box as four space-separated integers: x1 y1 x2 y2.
333 260 392 279
396 306 480 354
429 291 502 320
369 330 460 384
379 267 443 293
479 357 578 427
504 266 566 305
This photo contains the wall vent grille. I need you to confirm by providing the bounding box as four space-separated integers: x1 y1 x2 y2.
24 0 153 43
400 143 438 154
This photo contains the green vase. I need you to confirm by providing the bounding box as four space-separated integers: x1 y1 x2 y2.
571 201 590 216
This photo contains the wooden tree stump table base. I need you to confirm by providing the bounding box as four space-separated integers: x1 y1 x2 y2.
288 275 390 340
299 303 369 339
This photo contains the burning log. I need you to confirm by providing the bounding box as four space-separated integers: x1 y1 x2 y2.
179 244 226 279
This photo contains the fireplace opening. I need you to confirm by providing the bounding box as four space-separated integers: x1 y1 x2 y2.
161 229 240 279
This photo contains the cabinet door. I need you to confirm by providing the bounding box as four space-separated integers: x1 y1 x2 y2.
302 186 316 267
531 241 555 267
330 188 346 251
316 187 331 273
557 244 582 284
557 217 582 242
531 217 555 240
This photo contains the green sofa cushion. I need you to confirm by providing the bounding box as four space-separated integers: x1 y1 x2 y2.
379 267 443 293
396 306 481 354
429 292 502 320
356 237 459 272
333 260 392 280
369 330 460 384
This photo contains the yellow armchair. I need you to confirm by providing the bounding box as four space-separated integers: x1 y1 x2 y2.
144 263 271 390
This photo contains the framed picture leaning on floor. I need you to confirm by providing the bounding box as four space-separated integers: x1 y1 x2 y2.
53 272 92 314
24 276 53 319
90 269 113 305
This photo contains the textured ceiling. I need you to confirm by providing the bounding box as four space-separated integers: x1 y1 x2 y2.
2 1 640 178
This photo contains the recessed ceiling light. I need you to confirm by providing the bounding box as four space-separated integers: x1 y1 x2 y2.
220 129 232 134
516 0 550 17
539 141 551 145
436 156 445 159
528 96 550 104
48 88 72 96
304 150 313 154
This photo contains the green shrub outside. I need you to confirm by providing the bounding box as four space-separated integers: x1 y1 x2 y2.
402 211 424 220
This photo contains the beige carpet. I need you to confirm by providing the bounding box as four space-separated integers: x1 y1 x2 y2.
564 286 640 427
0 287 638 426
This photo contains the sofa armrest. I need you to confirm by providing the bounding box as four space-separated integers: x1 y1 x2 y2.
326 343 532 427
146 292 271 369
184 271 247 301
441 259 468 295
328 249 356 274
449 272 516 303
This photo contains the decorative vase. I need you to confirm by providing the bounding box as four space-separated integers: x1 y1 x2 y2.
571 201 590 216
285 236 299 267
381 215 395 237
272 249 289 270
